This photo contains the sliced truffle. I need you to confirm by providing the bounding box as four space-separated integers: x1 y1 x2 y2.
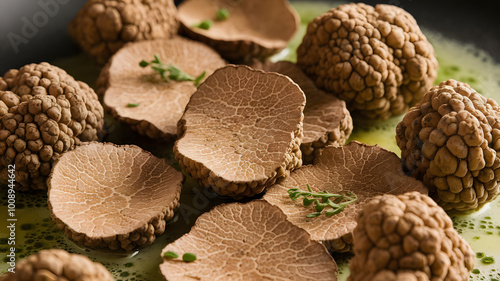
160 200 338 281
0 249 113 281
263 141 428 253
0 63 104 191
348 192 475 281
396 79 500 212
97 37 226 140
177 0 300 62
69 0 179 64
252 61 353 163
297 3 438 120
48 142 183 251
174 65 305 198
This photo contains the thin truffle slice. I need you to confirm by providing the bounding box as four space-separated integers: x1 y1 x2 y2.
0 249 113 281
252 61 353 163
263 141 428 253
174 65 305 198
97 37 226 140
177 0 300 62
48 142 183 251
160 200 338 281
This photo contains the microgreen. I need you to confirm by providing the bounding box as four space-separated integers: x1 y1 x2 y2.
193 20 213 30
163 251 179 259
216 8 230 21
139 55 206 86
127 103 140 107
288 184 357 218
182 252 197 262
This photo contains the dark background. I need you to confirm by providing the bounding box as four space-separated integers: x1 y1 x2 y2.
0 0 499 74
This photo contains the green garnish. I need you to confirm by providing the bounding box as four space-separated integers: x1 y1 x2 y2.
481 256 495 264
182 252 197 262
472 269 480 274
127 103 140 107
216 8 230 21
163 251 179 259
288 184 357 218
193 20 213 30
140 55 206 86
476 252 485 258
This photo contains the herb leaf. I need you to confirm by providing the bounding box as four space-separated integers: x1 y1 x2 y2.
140 55 206 86
127 103 140 107
163 251 179 259
182 253 197 262
216 8 230 21
193 20 213 30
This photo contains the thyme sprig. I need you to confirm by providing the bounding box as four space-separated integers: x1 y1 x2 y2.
139 55 206 86
288 184 357 218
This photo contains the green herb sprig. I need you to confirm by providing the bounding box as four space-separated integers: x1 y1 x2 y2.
163 251 197 263
216 8 230 21
288 184 357 218
139 55 206 86
193 20 213 30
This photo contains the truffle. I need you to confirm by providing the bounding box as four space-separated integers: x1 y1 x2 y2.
0 63 104 191
396 79 500 212
348 192 475 281
297 3 438 120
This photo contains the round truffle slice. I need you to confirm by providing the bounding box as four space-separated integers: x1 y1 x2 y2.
160 200 338 281
253 61 353 163
396 79 500 212
177 0 300 62
69 0 179 64
174 65 306 198
98 37 226 140
297 3 438 120
0 249 113 281
348 192 475 281
48 142 183 251
263 141 428 253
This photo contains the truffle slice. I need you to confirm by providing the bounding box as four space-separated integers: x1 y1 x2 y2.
48 142 183 251
263 141 428 253
0 249 113 281
174 65 305 198
252 61 353 163
0 62 104 191
177 0 300 62
397 79 500 212
160 200 338 281
69 0 179 64
97 37 226 140
297 3 438 120
348 192 475 281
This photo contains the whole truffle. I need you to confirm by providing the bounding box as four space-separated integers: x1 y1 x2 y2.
69 0 179 64
396 79 500 212
348 192 475 281
0 63 104 191
0 249 114 281
297 3 438 120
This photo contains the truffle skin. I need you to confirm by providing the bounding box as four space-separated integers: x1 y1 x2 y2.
348 192 474 281
396 79 500 212
69 0 179 64
0 249 114 281
0 63 104 191
297 3 438 120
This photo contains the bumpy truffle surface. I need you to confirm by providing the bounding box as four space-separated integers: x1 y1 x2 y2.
0 63 104 191
397 79 500 212
297 3 437 120
0 249 114 281
348 192 474 281
69 0 179 64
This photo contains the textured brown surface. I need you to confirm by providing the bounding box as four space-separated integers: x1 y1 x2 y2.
252 61 353 163
48 142 183 251
297 3 438 120
97 37 226 140
69 0 178 64
160 200 338 281
178 0 299 62
263 141 428 253
348 192 474 281
396 79 500 212
174 65 305 198
0 63 104 191
0 249 113 281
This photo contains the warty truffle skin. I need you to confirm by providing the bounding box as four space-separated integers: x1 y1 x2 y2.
397 79 500 212
297 3 438 120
